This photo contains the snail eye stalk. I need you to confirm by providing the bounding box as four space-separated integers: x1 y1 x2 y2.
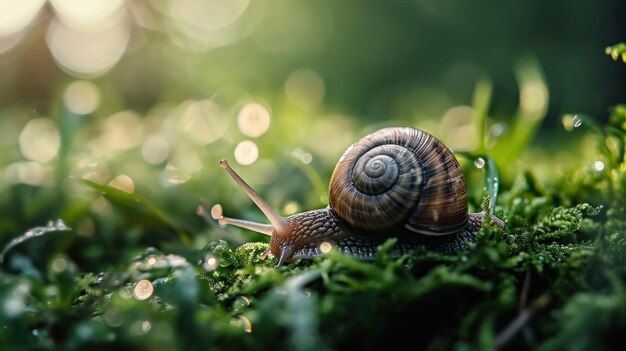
210 204 273 236
214 160 290 236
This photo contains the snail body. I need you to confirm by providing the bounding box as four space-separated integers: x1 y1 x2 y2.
213 127 504 265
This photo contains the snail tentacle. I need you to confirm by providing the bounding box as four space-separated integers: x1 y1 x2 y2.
210 203 274 236
218 160 290 235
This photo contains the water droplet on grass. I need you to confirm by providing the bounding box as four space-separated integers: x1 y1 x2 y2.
594 160 605 171
0 219 72 263
474 157 485 169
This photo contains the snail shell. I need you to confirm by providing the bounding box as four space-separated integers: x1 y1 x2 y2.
212 127 504 265
329 127 468 237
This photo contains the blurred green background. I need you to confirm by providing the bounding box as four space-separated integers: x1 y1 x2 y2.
0 0 625 267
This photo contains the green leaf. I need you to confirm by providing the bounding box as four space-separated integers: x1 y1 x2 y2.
80 178 192 245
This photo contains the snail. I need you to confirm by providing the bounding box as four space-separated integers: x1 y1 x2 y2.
211 127 505 265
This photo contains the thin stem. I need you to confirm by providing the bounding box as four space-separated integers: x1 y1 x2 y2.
518 271 531 312
219 160 290 235
472 78 492 154
495 294 551 348
485 156 500 216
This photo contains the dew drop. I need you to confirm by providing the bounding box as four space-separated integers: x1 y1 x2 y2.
239 316 252 333
54 219 69 230
203 255 219 271
573 115 582 128
594 160 605 171
474 157 486 169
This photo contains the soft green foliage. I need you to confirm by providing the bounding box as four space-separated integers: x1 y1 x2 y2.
606 43 626 63
539 275 626 351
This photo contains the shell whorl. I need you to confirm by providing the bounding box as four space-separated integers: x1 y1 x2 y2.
328 127 468 236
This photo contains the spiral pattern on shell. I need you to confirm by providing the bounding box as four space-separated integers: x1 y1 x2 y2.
328 127 468 236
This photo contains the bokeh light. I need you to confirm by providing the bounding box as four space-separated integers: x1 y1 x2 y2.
440 106 475 149
108 174 135 193
181 100 229 144
285 69 325 108
4 161 50 186
91 196 111 213
291 148 313 164
172 0 249 31
133 280 154 301
46 15 131 77
283 201 299 215
49 0 126 30
51 257 68 272
130 320 152 335
237 103 271 137
163 163 192 185
168 0 252 49
251 0 330 54
234 140 259 165
63 80 101 115
19 118 61 163
104 308 125 327
170 143 202 173
142 135 170 165
2 282 30 317
95 111 143 152
0 0 46 36
304 117 354 161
